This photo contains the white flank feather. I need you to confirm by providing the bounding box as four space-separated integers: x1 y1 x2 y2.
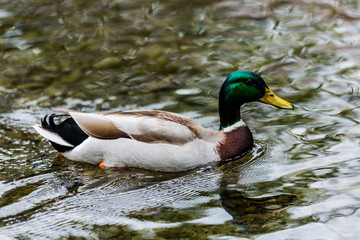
62 136 220 171
33 124 74 147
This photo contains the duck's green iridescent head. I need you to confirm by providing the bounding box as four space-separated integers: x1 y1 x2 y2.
219 70 294 129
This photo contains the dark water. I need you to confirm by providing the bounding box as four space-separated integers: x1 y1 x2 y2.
1 0 360 239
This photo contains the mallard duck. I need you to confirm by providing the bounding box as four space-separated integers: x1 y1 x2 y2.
33 70 293 172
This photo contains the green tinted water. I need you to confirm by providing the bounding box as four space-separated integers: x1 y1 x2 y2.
1 0 360 239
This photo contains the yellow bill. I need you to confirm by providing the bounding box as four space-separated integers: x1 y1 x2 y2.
259 88 294 110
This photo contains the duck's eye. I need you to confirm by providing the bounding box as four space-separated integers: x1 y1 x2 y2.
244 79 252 86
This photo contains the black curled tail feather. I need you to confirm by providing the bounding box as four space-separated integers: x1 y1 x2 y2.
41 114 88 152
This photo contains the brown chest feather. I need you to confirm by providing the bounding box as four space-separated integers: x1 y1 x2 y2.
216 126 254 161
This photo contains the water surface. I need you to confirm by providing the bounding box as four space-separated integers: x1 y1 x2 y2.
1 0 360 239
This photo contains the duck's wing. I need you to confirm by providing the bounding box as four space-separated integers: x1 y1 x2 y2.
69 110 202 145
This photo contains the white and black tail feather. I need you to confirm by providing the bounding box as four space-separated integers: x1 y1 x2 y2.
33 114 88 152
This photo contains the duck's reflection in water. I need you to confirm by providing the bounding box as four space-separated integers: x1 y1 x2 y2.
218 145 297 232
220 189 296 230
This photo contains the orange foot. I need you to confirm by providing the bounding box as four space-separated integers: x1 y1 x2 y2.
56 153 64 158
99 162 105 168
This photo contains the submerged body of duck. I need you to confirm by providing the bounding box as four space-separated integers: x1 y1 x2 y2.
33 71 294 172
